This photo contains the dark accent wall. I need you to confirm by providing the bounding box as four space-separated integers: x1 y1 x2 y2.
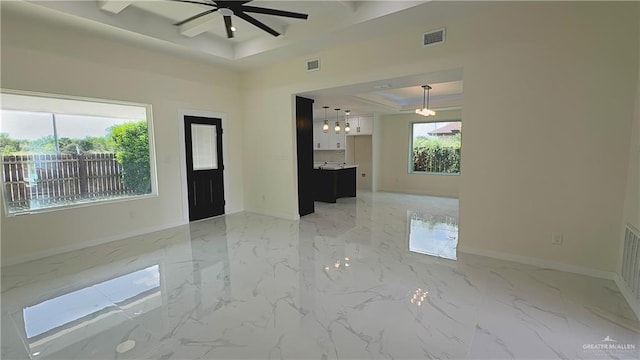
296 96 315 216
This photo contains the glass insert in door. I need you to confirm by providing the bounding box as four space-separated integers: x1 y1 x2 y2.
191 124 218 170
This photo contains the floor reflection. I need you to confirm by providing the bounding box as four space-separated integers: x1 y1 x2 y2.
1 192 637 360
18 265 161 358
407 211 458 260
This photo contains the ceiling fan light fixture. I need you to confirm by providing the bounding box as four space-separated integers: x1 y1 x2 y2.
230 26 237 32
218 8 234 16
416 84 436 117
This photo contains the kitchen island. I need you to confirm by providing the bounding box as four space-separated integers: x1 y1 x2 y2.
313 165 357 203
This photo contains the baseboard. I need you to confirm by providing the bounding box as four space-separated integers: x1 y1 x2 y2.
458 245 640 319
614 273 640 322
2 220 187 267
244 208 300 221
458 245 617 280
379 187 458 199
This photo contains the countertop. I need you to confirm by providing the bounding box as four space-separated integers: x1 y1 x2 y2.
313 164 358 170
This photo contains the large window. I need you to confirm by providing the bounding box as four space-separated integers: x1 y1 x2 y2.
1 91 156 215
410 121 461 174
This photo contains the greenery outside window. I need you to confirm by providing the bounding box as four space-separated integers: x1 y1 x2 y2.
410 121 461 175
1 90 157 215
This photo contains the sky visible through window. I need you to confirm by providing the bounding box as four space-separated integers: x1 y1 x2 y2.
413 122 452 139
1 110 132 140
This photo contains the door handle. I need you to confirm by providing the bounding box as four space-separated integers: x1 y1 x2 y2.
210 180 213 204
193 182 197 206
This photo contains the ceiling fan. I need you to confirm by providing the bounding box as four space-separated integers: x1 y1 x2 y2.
171 0 309 38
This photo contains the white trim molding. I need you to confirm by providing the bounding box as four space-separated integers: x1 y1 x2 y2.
458 245 617 280
458 245 639 321
1 220 186 268
614 273 640 322
244 208 300 221
177 108 233 223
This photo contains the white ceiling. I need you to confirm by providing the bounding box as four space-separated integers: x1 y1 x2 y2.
6 0 482 118
17 0 430 67
299 69 464 120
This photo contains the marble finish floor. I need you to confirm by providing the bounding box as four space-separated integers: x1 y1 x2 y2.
1 192 638 359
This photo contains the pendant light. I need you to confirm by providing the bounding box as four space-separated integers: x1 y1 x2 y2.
344 110 351 133
416 84 436 117
322 106 329 133
334 108 341 133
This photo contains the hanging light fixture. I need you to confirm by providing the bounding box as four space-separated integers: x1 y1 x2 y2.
322 106 329 133
334 108 341 133
416 84 436 117
344 110 351 133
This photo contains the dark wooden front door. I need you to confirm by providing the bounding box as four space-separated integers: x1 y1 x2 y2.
184 116 225 221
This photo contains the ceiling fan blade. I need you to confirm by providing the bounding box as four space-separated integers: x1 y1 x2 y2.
174 9 218 26
224 15 234 38
240 5 308 19
215 0 253 7
170 0 217 7
235 12 280 37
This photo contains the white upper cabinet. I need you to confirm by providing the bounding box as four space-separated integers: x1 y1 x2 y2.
348 116 373 135
313 120 346 150
313 114 373 149
313 121 328 149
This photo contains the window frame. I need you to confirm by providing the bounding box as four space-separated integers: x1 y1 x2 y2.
1 89 159 217
408 119 462 176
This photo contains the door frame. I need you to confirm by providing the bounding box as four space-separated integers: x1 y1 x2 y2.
178 108 229 223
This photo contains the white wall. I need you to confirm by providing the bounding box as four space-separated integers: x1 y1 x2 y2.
1 7 244 264
372 113 383 192
617 5 640 315
622 7 640 238
2 2 637 275
378 111 461 198
314 150 345 164
241 2 639 272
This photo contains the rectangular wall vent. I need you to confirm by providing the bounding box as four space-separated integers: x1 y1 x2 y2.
423 28 445 47
306 58 320 72
622 224 640 301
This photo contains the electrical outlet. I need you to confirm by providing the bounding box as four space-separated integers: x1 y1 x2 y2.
551 233 563 245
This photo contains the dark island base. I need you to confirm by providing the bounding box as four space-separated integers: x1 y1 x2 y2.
313 167 357 203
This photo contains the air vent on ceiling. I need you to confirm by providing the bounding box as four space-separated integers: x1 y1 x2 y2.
423 28 445 47
306 58 320 72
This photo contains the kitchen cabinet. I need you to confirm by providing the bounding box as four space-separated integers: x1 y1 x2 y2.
313 166 357 203
313 121 328 149
313 120 346 150
348 116 373 135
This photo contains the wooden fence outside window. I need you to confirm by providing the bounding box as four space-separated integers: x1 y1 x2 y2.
2 153 131 211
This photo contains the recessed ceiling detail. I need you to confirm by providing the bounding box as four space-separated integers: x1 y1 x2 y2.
298 70 464 120
15 0 438 67
171 0 308 39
